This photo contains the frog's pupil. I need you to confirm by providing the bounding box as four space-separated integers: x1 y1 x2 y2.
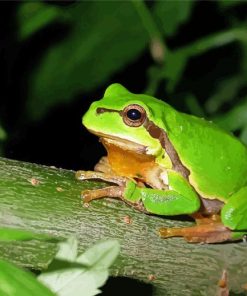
127 109 141 120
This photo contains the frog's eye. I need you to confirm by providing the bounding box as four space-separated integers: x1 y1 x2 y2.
122 104 146 127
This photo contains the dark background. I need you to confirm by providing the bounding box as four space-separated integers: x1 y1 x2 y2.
1 1 247 173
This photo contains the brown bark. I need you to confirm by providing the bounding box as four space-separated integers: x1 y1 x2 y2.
0 157 247 295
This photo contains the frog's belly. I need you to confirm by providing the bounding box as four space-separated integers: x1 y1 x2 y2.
102 139 156 180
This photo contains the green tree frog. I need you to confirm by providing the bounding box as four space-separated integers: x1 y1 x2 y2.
76 83 247 243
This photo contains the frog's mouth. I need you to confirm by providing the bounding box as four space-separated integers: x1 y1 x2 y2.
88 129 147 154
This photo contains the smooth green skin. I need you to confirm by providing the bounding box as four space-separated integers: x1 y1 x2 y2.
83 84 247 233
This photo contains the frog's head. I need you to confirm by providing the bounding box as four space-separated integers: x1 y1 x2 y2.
83 83 169 156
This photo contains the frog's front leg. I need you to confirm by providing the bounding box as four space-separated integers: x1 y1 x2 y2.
82 185 124 203
123 170 201 215
75 170 127 186
75 170 127 202
75 170 146 210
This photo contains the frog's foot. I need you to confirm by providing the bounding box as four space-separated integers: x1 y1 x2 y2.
82 186 124 203
76 170 130 203
159 222 232 243
75 170 128 186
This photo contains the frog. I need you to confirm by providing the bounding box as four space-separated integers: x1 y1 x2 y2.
76 83 247 243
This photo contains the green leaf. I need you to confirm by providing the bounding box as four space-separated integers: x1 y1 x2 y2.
163 27 247 92
76 239 120 269
183 27 247 56
26 2 148 121
205 75 246 114
185 94 205 117
38 239 120 296
213 97 247 132
163 50 187 92
218 0 244 9
153 0 195 37
55 236 78 261
0 227 59 242
241 41 247 73
0 124 7 141
0 259 56 296
17 2 66 40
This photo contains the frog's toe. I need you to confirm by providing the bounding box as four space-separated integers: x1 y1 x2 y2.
159 227 184 238
75 170 93 181
81 186 124 203
75 170 128 186
81 189 98 203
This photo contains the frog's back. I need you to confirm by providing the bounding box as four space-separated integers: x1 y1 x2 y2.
163 109 247 201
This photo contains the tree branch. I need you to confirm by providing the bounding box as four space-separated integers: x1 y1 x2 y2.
0 157 247 295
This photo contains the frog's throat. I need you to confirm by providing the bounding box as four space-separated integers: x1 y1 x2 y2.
88 125 189 181
100 137 147 154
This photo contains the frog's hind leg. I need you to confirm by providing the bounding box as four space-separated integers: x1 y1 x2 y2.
159 218 233 243
221 186 247 241
160 186 247 243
